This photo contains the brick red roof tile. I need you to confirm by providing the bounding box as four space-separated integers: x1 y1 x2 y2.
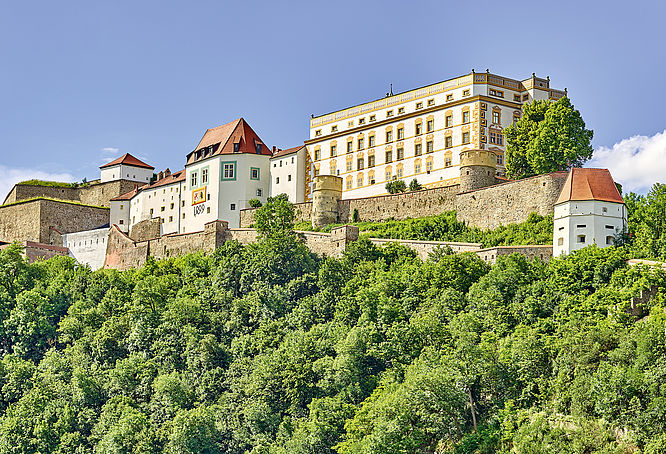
110 169 186 201
271 145 305 159
100 153 154 170
555 168 624 205
186 118 272 165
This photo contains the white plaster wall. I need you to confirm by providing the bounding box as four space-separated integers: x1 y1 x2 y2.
110 200 130 232
101 165 153 183
270 148 306 202
62 228 109 270
127 179 184 235
553 200 627 257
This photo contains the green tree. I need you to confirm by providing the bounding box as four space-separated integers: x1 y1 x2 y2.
408 179 422 191
254 194 295 237
504 97 593 179
385 180 407 194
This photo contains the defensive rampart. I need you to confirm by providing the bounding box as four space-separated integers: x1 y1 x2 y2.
3 179 139 208
240 171 567 230
0 199 109 245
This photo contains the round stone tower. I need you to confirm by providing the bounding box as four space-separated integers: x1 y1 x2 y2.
312 175 343 229
459 149 497 192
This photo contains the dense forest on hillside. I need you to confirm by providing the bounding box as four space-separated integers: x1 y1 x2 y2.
0 186 665 453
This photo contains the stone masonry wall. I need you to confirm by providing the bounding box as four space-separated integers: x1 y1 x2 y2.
0 201 42 244
3 180 139 208
455 172 568 230
475 245 553 264
240 202 312 228
369 238 483 261
340 185 460 223
130 218 162 242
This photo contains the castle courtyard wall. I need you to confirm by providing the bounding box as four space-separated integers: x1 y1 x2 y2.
455 172 568 230
3 180 140 208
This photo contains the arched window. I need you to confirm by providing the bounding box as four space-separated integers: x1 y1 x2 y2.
368 170 376 184
396 163 404 179
357 172 364 188
346 175 353 190
426 156 434 172
414 158 422 174
329 160 337 175
385 165 393 182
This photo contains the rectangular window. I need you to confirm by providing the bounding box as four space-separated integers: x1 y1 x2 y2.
426 160 433 172
522 94 529 101
385 168 392 181
255 143 262 154
314 149 321 160
578 235 586 243
368 155 375 167
221 162 236 180
397 127 404 140
415 123 422 135
490 132 497 144
446 94 453 101
445 155 452 167
385 151 392 163
201 168 209 185
230 203 236 210
276 177 280 184
330 145 337 157
415 162 421 173
288 175 291 181
462 132 470 144
332 125 338 132
386 110 393 118
346 178 352 190
369 136 375 147
492 111 501 124
386 130 393 142
427 119 434 132
257 189 263 197
396 166 403 178
346 160 352 172
462 89 470 96
496 154 504 165
445 115 453 128
606 225 615 229
427 98 435 106
315 130 322 137
357 158 364 170
414 143 422 156
233 142 240 152
347 142 353 153
348 120 353 127
497 133 503 145
462 111 470 123
398 107 405 114
358 138 364 149
426 141 434 153
369 115 376 122
190 172 198 188
577 224 587 228
169 216 173 222
416 102 423 109
445 136 453 148
397 148 404 160
250 167 260 180
513 94 521 102
359 118 365 125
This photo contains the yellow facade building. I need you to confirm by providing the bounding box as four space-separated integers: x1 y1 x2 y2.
305 70 566 199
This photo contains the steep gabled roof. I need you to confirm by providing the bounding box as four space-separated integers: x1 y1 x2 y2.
109 169 186 202
186 118 273 165
271 145 305 159
555 168 624 205
100 153 154 170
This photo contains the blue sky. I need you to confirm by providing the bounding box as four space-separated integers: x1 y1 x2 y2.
1 0 665 196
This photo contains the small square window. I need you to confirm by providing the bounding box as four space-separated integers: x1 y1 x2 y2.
230 204 236 210
359 118 365 125
257 189 263 197
369 115 376 122
446 94 453 101
233 142 240 152
416 102 423 109
386 110 393 118
513 94 521 102
288 175 292 181
427 98 435 106
398 107 405 114
348 120 354 127
250 167 260 180
462 89 470 96
315 130 322 137
332 125 338 132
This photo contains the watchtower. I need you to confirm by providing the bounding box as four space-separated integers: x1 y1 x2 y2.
459 149 497 192
312 175 342 228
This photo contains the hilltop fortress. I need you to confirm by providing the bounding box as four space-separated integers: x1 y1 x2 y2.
0 71 627 269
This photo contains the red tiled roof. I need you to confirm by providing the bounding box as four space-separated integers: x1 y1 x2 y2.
555 168 624 205
100 153 154 170
109 169 186 201
186 118 273 165
271 145 305 159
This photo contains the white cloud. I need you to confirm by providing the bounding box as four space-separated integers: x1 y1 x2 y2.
589 130 666 194
0 166 76 204
101 147 120 164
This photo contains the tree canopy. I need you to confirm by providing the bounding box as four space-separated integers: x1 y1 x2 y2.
504 97 594 179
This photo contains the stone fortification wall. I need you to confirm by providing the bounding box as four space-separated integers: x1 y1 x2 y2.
475 245 553 264
340 185 460 223
130 218 162 242
239 202 312 228
0 199 109 245
0 241 69 263
369 238 482 261
3 180 139 208
455 172 568 230
105 221 359 271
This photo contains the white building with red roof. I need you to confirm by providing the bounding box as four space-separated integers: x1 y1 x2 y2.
270 145 307 203
181 118 272 231
100 153 155 184
553 168 627 257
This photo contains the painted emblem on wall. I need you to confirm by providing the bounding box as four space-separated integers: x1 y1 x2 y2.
192 186 207 206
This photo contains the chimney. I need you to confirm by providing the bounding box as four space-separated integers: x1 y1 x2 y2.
272 146 277 153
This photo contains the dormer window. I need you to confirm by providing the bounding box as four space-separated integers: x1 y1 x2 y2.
255 143 262 154
233 143 240 153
